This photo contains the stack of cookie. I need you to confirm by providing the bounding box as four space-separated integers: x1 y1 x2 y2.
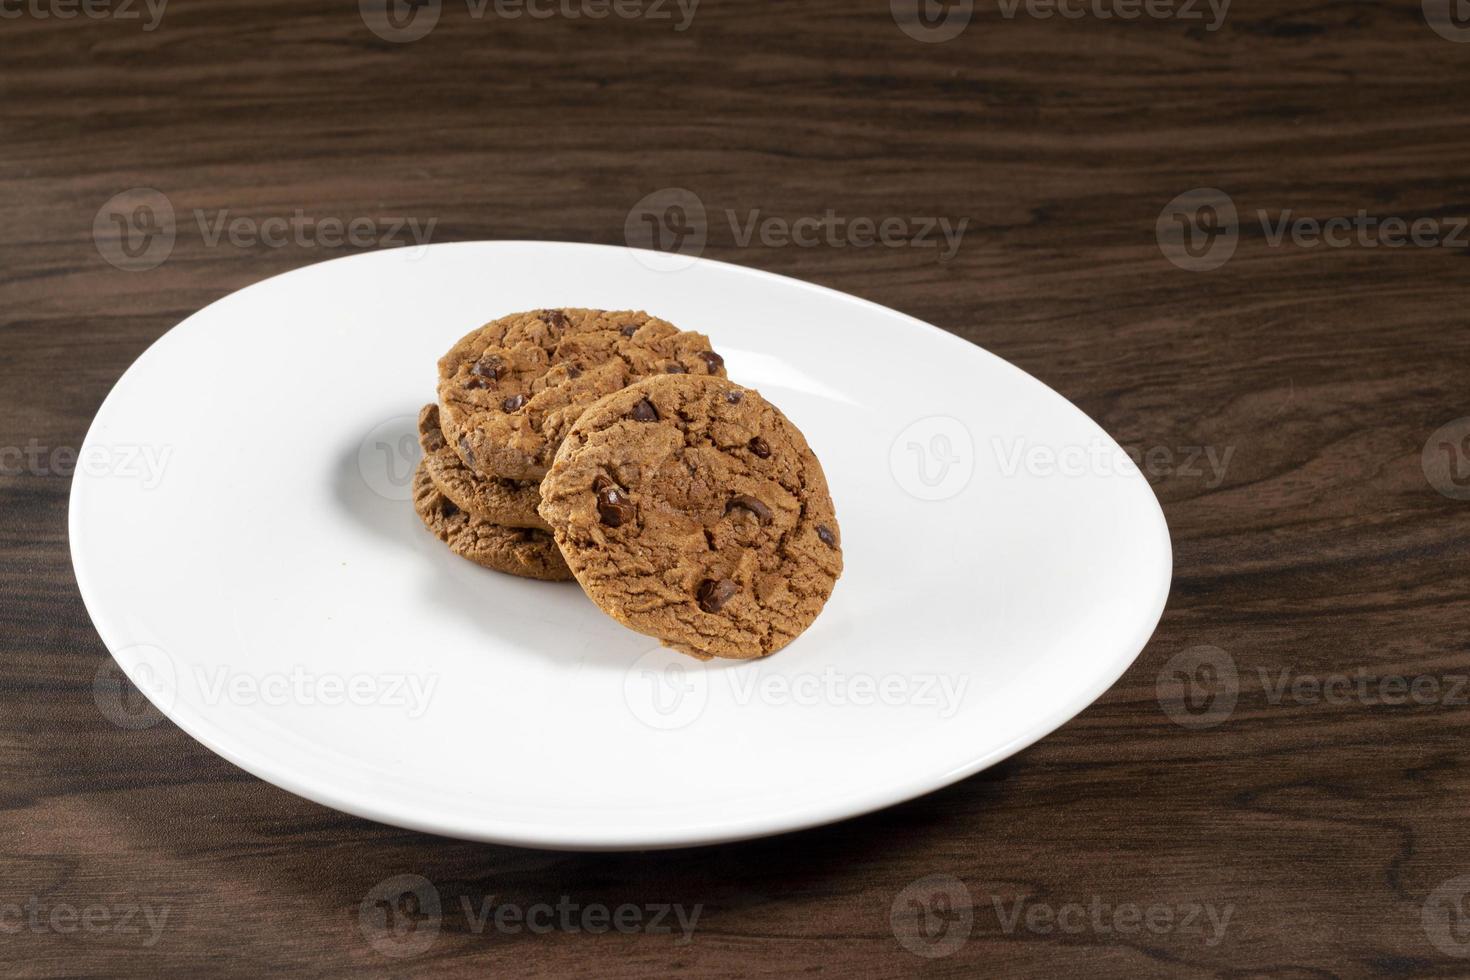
412 308 843 660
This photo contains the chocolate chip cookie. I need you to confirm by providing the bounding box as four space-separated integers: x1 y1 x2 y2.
438 308 726 482
538 374 842 659
411 461 572 581
417 403 548 530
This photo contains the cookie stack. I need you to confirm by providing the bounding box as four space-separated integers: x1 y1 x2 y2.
412 308 843 659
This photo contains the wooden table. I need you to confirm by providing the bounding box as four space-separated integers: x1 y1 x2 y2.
4 0 1468 975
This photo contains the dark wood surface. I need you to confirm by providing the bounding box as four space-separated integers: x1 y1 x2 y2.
4 0 1469 975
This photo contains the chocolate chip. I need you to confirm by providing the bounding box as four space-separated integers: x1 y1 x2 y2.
542 309 569 328
817 524 837 548
471 355 502 380
697 578 739 613
664 363 688 374
595 478 636 527
567 363 582 379
464 377 490 390
748 436 771 458
502 394 527 412
726 494 772 523
457 436 476 466
726 390 743 404
620 323 638 337
698 350 724 373
630 398 659 422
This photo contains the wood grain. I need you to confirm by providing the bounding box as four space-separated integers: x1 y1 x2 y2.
3 0 1469 975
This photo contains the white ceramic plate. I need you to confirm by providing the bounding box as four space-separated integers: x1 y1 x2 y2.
71 242 1171 850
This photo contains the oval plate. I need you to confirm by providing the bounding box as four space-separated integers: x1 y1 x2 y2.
70 242 1171 850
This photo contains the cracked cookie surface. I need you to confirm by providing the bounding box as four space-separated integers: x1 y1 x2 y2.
437 308 727 481
418 403 548 530
538 374 842 660
412 461 572 581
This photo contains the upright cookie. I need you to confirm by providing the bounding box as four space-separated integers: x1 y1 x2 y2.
417 403 548 530
538 374 842 660
411 462 572 582
437 308 726 481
